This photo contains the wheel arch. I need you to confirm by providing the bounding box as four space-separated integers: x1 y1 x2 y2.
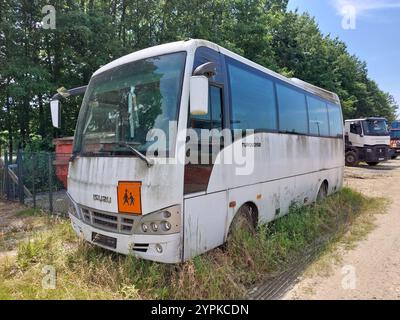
224 201 259 241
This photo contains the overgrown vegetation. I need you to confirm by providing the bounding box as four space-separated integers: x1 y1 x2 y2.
0 188 387 299
0 0 397 152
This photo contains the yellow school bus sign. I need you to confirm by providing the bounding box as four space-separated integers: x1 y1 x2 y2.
117 181 142 215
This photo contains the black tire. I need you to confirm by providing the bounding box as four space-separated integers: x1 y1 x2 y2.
317 182 328 201
392 156 398 160
366 162 379 166
345 151 359 167
227 204 257 240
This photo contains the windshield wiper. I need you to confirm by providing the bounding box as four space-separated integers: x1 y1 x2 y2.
118 141 154 167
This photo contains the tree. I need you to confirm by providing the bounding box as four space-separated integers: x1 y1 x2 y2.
0 0 397 154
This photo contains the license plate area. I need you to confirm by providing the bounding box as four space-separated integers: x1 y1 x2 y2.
92 232 117 249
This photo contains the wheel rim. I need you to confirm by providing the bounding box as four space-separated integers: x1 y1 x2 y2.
346 154 355 164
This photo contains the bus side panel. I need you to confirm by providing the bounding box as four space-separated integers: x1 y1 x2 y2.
207 133 344 193
224 167 343 239
183 191 228 260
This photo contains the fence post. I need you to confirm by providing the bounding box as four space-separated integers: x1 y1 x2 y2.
48 153 53 213
32 153 36 208
17 150 24 204
4 151 10 200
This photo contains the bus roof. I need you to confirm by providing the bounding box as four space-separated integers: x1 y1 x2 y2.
93 39 341 105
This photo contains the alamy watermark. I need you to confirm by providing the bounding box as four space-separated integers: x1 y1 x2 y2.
341 5 357 30
42 265 56 289
143 122 257 176
341 265 357 290
40 4 56 30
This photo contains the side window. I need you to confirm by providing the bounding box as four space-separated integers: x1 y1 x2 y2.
210 86 223 130
328 103 343 137
307 96 329 136
350 121 363 135
350 122 358 134
189 85 223 131
276 84 308 134
228 62 277 131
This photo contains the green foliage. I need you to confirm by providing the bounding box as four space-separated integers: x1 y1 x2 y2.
0 0 398 153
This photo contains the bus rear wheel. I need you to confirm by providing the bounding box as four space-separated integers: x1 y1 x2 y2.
366 162 379 166
345 151 359 167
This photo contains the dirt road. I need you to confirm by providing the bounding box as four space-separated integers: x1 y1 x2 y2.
285 160 400 300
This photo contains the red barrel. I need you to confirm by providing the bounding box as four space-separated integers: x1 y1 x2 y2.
53 137 74 189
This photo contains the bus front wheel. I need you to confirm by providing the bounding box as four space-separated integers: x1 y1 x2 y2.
227 204 258 240
317 181 328 201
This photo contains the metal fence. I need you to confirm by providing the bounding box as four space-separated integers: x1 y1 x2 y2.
0 151 70 216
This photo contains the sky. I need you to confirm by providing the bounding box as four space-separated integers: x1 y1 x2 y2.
287 0 400 114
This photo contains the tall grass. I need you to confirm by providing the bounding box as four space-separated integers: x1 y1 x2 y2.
0 187 387 300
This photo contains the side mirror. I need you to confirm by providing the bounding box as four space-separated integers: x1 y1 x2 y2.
190 75 209 116
50 100 61 128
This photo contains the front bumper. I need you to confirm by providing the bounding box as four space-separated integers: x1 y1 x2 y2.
69 214 182 263
364 145 389 162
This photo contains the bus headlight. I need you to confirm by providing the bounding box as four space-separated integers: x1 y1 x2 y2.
161 221 171 231
141 223 148 232
134 205 180 235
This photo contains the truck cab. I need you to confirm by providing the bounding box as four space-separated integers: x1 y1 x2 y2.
344 117 390 166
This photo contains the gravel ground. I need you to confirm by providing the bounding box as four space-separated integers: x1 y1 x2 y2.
284 159 400 300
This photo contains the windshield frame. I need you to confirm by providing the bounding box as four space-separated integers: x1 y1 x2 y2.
73 51 187 158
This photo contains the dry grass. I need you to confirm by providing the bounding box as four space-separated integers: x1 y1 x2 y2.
0 188 388 300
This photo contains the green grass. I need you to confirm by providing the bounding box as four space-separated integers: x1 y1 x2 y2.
0 187 388 300
15 208 45 217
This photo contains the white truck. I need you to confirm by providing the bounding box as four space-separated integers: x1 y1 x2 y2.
344 117 390 166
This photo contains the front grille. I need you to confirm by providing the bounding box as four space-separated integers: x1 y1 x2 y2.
79 205 138 234
92 232 117 249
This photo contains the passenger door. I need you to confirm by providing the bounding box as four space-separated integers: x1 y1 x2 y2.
183 47 228 260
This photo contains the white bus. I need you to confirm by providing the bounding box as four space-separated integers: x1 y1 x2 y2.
51 39 344 263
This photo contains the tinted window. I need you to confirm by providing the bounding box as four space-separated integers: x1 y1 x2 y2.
276 84 308 134
228 62 277 130
189 86 223 131
307 96 329 136
350 123 358 134
328 104 343 137
210 86 223 130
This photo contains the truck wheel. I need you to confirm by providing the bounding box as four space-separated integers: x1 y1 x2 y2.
345 151 359 167
366 162 379 166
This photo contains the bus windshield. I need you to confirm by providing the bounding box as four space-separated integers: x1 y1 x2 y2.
73 52 186 156
362 119 388 136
